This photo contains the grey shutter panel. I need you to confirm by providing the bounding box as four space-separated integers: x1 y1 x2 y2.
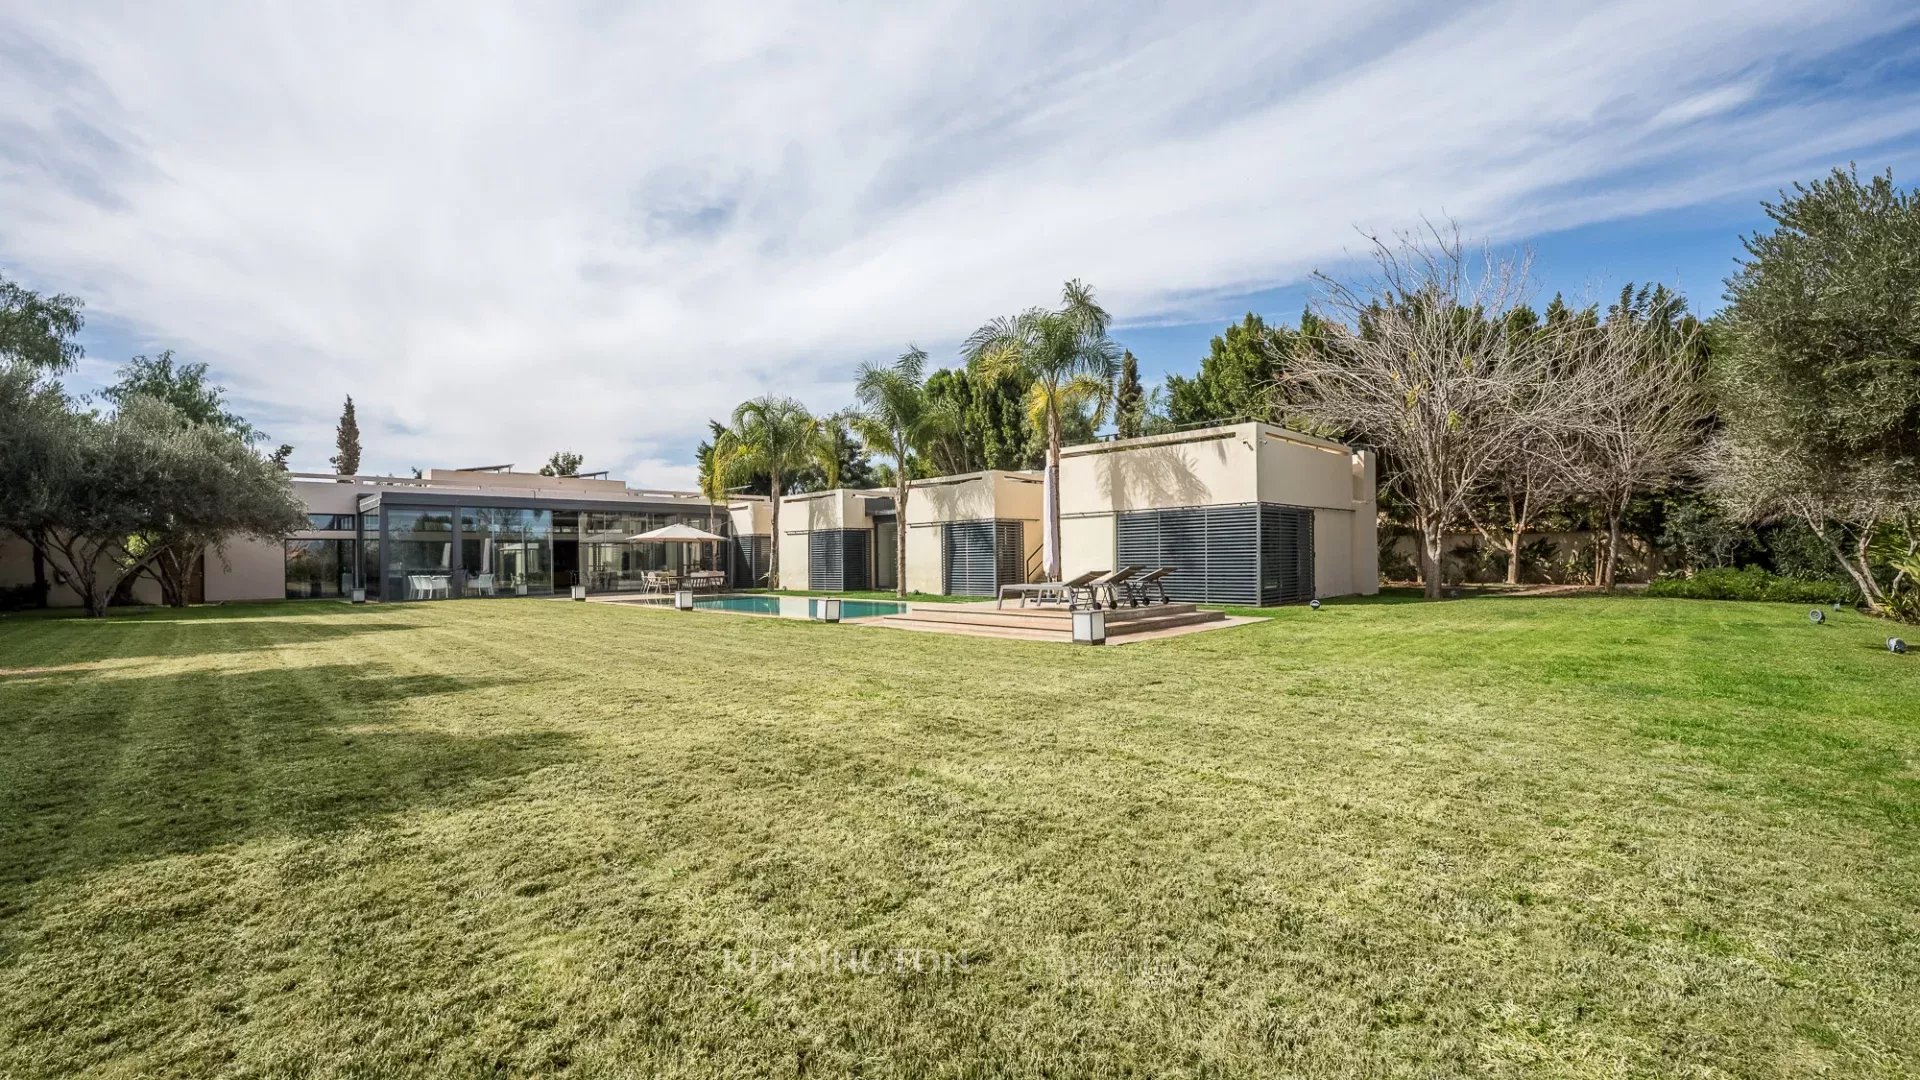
1259 506 1314 604
733 535 770 586
841 529 872 591
1202 505 1260 605
1115 502 1315 605
807 531 841 591
806 529 872 592
994 521 1026 588
942 521 998 595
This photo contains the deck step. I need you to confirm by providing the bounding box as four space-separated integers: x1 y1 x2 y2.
900 602 1201 626
876 617 1068 641
1106 609 1226 637
874 603 1226 642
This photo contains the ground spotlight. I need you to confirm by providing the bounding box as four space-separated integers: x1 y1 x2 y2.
1809 609 1825 624
1891 638 1908 655
1310 599 1321 610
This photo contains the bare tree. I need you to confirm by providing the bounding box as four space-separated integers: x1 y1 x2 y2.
1287 228 1571 599
1563 286 1710 588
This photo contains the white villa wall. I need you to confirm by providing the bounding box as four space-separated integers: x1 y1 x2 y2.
901 471 1045 594
1054 422 1378 600
205 536 289 602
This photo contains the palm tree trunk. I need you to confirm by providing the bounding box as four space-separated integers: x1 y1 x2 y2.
1044 402 1062 581
895 483 909 599
767 468 782 589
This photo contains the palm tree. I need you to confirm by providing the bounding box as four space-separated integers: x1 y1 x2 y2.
711 396 839 589
963 279 1120 580
849 346 955 598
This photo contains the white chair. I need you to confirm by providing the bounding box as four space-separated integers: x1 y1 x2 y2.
471 573 495 596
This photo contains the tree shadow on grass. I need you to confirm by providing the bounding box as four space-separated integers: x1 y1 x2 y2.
0 610 432 666
0 662 580 897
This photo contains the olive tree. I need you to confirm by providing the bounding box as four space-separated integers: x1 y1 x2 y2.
1709 166 1920 611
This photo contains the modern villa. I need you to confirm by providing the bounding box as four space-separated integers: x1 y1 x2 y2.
1 422 1378 608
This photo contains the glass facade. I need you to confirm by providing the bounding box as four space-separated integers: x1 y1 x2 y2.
307 513 357 531
461 507 553 596
285 539 355 599
384 506 455 600
359 500 728 601
579 510 725 593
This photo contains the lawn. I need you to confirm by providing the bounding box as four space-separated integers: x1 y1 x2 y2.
1 595 1916 1078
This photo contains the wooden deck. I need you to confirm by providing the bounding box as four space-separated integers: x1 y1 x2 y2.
873 599 1263 644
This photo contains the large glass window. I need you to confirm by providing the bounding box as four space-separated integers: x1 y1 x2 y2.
285 539 355 599
306 513 357 531
576 510 727 591
357 512 382 598
384 506 455 600
461 507 554 596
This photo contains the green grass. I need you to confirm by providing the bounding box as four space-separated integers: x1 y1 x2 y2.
1 594 1916 1078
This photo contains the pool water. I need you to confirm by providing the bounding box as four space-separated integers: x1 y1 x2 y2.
691 595 906 620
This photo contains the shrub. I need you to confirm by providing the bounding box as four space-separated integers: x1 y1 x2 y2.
0 582 47 611
1645 567 1856 604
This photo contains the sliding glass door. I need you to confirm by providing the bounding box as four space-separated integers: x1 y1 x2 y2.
460 507 554 596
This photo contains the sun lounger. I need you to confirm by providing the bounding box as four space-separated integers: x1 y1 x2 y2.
1071 566 1139 610
997 570 1103 609
1118 566 1175 605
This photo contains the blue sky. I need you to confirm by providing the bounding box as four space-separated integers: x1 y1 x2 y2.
5 2 1920 486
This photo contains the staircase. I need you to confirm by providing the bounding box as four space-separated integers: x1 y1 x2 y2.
875 600 1226 642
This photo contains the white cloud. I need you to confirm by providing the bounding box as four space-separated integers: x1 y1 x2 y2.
2 0 1917 481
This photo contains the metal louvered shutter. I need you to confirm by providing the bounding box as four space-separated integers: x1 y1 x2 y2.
1259 506 1314 604
942 521 998 595
1203 505 1261 605
1115 502 1306 605
732 535 770 586
840 529 872 591
807 529 871 592
994 521 1026 588
807 531 841 591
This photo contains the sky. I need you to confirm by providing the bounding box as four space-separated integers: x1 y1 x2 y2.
5 2 1920 488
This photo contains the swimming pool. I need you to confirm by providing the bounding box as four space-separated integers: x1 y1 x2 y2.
691 595 906 620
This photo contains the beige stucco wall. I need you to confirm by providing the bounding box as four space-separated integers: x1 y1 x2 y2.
1058 425 1258 515
1254 429 1366 511
1051 422 1379 600
773 489 890 591
1348 452 1380 596
904 522 942 595
205 536 289 602
1312 511 1354 598
899 471 1046 593
775 528 810 590
727 499 772 537
779 489 881 533
0 533 164 608
1059 515 1116 583
905 472 993 525
293 479 364 516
